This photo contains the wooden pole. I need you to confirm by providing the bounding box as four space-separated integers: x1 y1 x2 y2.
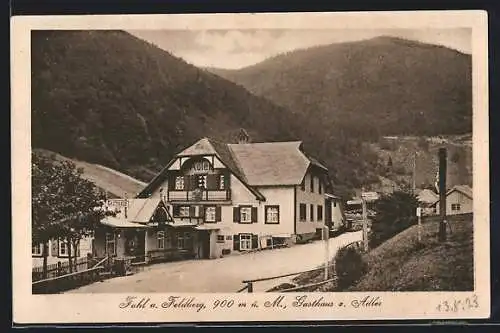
412 151 417 194
362 192 369 252
438 148 447 242
323 225 329 280
417 206 422 242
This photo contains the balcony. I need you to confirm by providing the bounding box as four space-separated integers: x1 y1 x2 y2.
167 189 231 203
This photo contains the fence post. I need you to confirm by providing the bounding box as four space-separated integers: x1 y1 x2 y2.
247 282 253 293
57 261 62 276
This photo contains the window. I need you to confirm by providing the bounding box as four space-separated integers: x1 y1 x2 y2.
175 176 184 190
197 175 207 189
265 206 280 224
205 206 216 222
310 204 314 221
451 203 461 211
32 243 43 256
179 206 190 217
240 207 252 223
157 231 165 249
105 233 116 256
240 234 252 251
310 176 315 193
217 235 225 243
219 174 225 190
226 235 232 240
317 205 323 221
299 204 307 221
177 232 192 249
333 201 337 207
59 240 69 257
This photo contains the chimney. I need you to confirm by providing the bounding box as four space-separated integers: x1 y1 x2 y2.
237 128 250 144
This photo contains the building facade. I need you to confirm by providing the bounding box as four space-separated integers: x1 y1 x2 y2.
32 237 93 267
133 137 335 259
432 185 473 216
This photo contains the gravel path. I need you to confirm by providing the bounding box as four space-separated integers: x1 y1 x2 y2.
68 231 362 293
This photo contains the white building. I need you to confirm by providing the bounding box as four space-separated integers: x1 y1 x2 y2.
431 185 473 215
122 137 338 260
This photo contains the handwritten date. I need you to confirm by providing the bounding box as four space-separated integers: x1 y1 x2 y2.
436 294 479 312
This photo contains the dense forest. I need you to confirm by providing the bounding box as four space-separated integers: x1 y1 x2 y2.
209 36 472 139
32 30 379 197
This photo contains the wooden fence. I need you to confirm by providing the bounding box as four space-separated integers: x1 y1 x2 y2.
32 266 104 294
238 239 363 293
32 257 91 282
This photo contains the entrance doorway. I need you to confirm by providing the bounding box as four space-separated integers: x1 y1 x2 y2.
124 229 146 260
199 231 211 259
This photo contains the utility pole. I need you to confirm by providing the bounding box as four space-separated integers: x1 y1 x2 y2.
361 190 369 252
412 151 417 194
438 148 447 242
323 225 329 280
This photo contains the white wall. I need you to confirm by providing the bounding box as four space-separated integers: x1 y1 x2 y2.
331 200 344 229
32 236 93 268
435 191 473 215
217 179 295 237
295 171 326 237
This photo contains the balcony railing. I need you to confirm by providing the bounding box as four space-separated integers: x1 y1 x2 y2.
167 189 231 202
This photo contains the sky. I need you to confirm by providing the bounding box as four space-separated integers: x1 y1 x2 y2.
128 28 471 70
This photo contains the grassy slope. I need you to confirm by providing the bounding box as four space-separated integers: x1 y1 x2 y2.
35 149 146 198
351 217 473 291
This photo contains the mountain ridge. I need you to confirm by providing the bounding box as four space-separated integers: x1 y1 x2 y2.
207 35 472 138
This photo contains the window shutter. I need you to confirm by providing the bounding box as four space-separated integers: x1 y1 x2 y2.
183 175 191 190
252 235 259 249
173 205 180 216
51 240 58 257
168 172 176 190
189 206 196 217
233 207 240 222
206 174 217 190
233 234 240 251
215 206 222 222
198 205 205 218
224 171 230 188
251 207 258 223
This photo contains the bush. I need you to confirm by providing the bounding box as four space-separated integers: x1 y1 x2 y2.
335 246 368 290
369 191 418 248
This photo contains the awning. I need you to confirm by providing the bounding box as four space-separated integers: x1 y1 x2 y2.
195 224 221 231
101 217 149 228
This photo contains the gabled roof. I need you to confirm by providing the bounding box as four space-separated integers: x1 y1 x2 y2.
137 137 331 199
227 141 315 186
417 189 439 204
429 185 473 206
102 198 172 227
452 185 473 199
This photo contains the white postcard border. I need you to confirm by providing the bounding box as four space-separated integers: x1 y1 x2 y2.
11 11 490 323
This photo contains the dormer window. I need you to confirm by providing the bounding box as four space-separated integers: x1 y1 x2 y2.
175 176 184 190
197 175 207 189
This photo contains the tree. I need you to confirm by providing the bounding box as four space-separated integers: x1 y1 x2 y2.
32 152 111 277
369 190 419 248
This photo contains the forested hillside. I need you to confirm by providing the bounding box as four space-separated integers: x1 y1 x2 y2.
32 30 379 196
32 31 303 182
210 36 472 139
